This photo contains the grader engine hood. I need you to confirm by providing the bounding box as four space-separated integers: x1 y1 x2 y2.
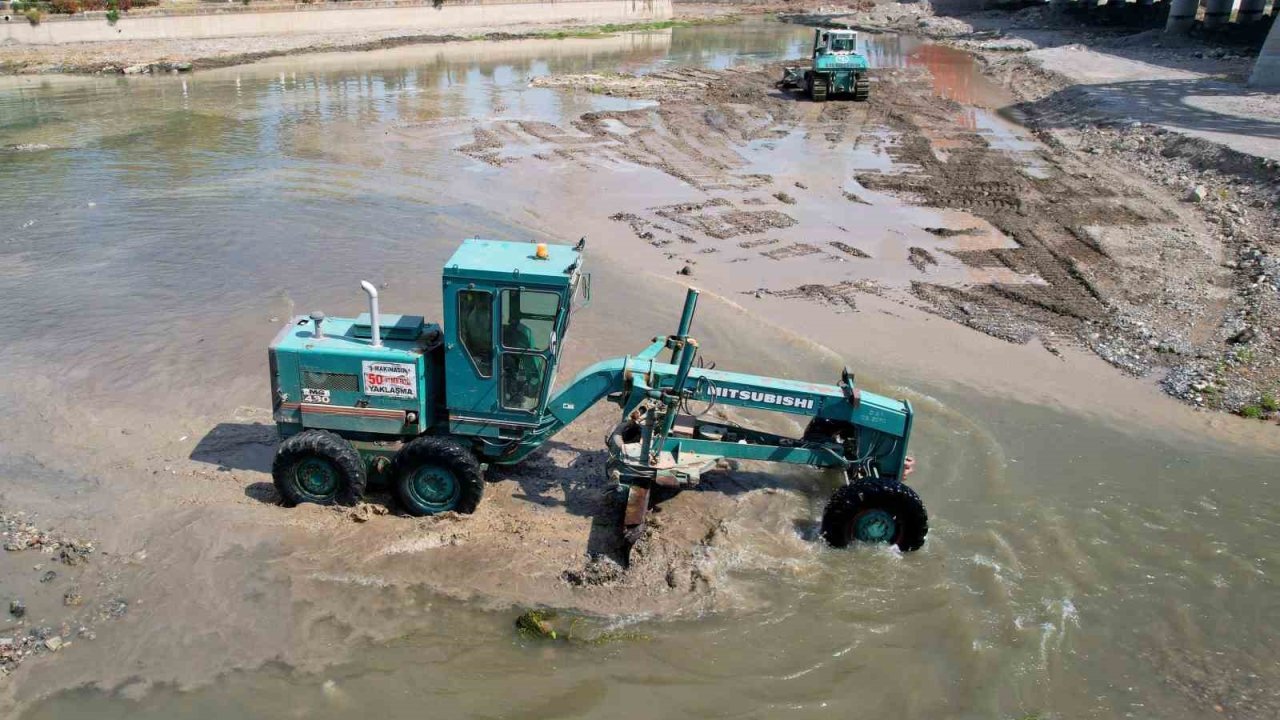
269 312 442 438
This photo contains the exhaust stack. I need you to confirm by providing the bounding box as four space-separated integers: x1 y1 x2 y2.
360 281 382 348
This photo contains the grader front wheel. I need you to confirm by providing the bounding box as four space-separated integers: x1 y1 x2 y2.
821 478 928 551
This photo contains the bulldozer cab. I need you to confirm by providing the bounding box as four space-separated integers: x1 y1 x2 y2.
815 29 857 55
442 239 587 433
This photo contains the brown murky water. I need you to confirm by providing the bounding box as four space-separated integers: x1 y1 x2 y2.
3 21 1279 720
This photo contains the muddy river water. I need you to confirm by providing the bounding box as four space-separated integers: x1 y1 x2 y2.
2 20 1279 719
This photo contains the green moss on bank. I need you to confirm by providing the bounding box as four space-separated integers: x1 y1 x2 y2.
515 608 650 645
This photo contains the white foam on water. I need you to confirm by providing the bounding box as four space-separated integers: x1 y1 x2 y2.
971 553 1002 573
1037 622 1057 670
307 572 394 588
777 663 823 681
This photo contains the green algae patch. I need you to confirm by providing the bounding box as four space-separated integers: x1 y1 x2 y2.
514 609 650 645
515 609 560 640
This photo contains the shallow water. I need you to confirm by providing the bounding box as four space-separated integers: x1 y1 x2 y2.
2 20 1278 720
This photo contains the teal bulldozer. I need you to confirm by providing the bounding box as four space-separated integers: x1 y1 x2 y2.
268 238 926 551
780 28 871 102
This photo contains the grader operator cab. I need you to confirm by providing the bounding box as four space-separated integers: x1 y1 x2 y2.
268 238 927 551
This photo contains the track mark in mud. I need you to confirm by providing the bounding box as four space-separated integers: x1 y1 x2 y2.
654 199 797 240
924 226 981 238
908 247 939 272
762 242 823 260
530 68 718 99
806 101 860 146
830 241 871 258
748 280 884 311
610 212 676 247
851 68 1222 378
462 64 852 194
461 60 1259 406
457 127 507 167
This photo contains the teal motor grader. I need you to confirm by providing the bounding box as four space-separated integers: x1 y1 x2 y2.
268 238 926 551
780 28 871 102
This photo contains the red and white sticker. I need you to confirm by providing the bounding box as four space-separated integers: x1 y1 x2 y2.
362 361 417 399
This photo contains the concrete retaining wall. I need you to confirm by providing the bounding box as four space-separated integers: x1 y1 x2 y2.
1 0 671 45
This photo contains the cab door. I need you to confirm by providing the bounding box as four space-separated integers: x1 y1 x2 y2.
496 286 563 419
446 284 500 420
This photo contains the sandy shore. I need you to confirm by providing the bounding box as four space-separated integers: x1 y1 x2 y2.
0 4 745 75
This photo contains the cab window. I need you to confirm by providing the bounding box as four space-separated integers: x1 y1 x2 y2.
501 354 547 411
501 289 559 351
458 289 493 377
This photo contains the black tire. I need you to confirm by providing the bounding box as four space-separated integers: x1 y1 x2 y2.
391 436 484 516
821 478 928 552
272 429 367 507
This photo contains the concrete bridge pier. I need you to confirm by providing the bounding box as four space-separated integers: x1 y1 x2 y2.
1201 0 1234 27
1236 0 1267 22
1165 0 1201 32
1249 15 1280 88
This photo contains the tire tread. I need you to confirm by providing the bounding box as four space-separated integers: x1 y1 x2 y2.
271 429 367 507
391 436 484 516
820 477 928 551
